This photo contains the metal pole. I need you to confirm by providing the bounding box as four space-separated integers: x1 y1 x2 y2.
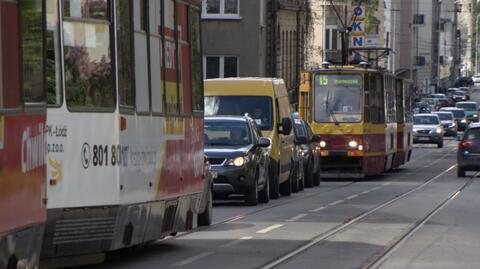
475 14 480 75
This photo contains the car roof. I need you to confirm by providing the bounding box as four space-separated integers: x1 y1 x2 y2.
440 107 464 110
433 111 453 114
204 116 249 123
468 123 480 129
456 101 476 104
414 113 438 117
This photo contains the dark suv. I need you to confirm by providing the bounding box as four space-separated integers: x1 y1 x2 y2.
204 116 271 206
457 123 480 177
294 118 321 187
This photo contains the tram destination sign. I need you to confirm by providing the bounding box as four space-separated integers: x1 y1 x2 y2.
317 75 361 86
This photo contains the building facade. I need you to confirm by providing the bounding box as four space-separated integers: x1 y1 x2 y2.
201 0 310 92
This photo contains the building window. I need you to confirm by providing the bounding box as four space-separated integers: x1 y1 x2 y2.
202 0 240 19
325 27 338 50
204 56 238 79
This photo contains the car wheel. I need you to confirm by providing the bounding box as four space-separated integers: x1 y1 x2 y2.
269 162 280 199
437 141 444 148
280 167 292 196
291 162 299 193
198 187 213 226
304 166 314 188
457 167 466 177
258 169 270 204
313 171 321 187
245 175 259 206
299 168 305 191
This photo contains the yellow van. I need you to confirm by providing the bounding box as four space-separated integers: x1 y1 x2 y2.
204 78 295 199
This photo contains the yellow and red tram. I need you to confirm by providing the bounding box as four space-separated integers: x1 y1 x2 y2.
299 66 412 178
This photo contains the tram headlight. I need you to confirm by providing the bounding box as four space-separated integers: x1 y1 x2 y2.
319 141 327 148
348 140 358 148
358 145 364 151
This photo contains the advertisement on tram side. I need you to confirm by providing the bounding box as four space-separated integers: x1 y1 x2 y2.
0 115 46 236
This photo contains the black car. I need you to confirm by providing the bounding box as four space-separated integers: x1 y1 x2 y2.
457 123 480 177
294 119 322 187
455 76 474 87
204 116 271 206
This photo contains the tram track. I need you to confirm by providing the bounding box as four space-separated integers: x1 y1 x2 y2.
258 162 459 269
171 143 456 242
365 172 478 269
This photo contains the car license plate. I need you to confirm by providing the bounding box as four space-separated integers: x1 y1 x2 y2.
210 171 218 179
419 137 430 141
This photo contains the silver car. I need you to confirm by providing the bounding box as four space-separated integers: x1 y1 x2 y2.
433 111 457 137
413 114 445 148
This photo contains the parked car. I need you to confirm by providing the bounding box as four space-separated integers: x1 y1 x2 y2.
452 90 469 102
291 115 304 193
456 101 478 122
440 107 468 131
294 118 321 188
457 123 480 177
198 155 214 226
204 116 271 206
413 114 444 148
414 102 432 114
472 74 480 84
446 88 459 97
433 111 457 137
205 78 295 199
455 76 474 87
429 93 447 99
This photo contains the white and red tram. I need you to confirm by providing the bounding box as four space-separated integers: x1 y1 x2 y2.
40 0 208 265
0 1 47 268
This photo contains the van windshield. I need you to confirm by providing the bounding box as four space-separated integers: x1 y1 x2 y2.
205 96 274 130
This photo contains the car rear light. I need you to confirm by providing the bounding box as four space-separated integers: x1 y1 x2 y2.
460 141 474 148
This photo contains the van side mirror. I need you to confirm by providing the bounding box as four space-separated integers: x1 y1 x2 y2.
311 135 321 143
295 136 307 145
279 117 292 135
257 137 271 148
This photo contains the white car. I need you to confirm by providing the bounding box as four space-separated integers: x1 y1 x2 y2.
413 114 445 148
472 74 480 84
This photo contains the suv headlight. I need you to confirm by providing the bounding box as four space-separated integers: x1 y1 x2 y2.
227 156 249 167
461 119 467 123
436 128 442 134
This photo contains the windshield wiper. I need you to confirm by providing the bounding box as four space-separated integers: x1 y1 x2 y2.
325 89 339 125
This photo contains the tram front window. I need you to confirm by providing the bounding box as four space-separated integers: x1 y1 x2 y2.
314 74 362 123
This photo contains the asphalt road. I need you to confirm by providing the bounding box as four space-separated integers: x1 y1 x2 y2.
76 137 480 269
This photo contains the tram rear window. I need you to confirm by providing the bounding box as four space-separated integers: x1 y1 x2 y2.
63 0 114 110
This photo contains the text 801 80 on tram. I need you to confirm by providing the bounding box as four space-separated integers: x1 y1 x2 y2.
299 65 413 178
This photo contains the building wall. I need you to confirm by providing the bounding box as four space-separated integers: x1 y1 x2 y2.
201 0 263 77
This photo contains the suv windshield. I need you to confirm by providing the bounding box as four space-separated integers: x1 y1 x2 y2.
204 120 251 146
456 103 476 111
205 96 274 131
464 128 480 142
435 113 453 121
414 116 439 125
442 109 465 118
314 74 362 123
